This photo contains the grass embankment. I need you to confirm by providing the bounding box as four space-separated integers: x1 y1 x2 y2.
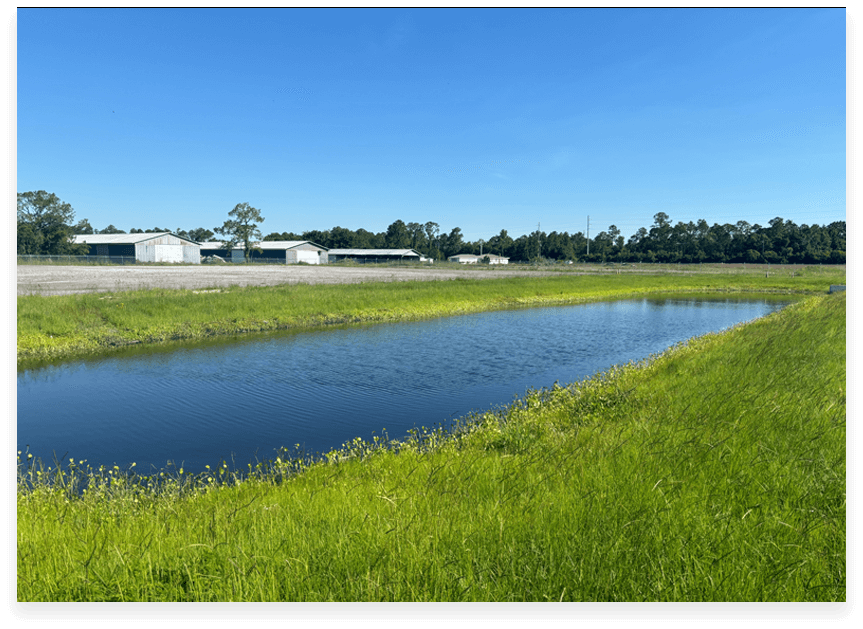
17 267 844 366
17 292 845 601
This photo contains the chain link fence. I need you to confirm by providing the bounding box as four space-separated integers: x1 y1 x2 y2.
17 255 138 265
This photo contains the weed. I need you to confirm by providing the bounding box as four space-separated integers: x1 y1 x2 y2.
17 293 845 601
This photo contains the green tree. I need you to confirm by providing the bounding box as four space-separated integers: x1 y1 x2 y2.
487 229 513 259
511 234 532 261
544 231 574 260
608 225 624 250
354 228 384 249
17 191 88 255
188 227 215 242
215 203 265 260
385 220 411 248
423 222 440 257
99 224 125 234
406 222 425 250
329 226 356 249
302 230 331 247
646 212 673 260
440 227 465 257
72 218 94 234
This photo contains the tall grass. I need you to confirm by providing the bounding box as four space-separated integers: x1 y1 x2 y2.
17 268 844 366
17 293 845 601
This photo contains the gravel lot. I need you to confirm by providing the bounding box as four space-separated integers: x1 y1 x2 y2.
17 264 566 296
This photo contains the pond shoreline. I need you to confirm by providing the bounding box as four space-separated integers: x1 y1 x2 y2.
16 270 841 368
17 293 846 601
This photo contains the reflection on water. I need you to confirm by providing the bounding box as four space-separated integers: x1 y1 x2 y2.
18 296 793 473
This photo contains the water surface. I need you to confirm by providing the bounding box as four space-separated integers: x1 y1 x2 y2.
17 295 793 473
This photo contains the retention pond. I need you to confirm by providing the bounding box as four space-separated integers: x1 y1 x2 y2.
18 294 794 474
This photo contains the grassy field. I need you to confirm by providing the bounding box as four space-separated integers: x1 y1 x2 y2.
17 265 844 366
17 291 845 601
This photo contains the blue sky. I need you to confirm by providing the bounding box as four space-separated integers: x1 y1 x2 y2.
17 7 846 242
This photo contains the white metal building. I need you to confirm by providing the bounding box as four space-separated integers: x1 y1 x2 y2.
73 233 201 264
198 240 328 264
448 253 509 265
257 241 329 264
327 248 430 263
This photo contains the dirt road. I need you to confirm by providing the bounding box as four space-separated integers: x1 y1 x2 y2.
17 264 567 296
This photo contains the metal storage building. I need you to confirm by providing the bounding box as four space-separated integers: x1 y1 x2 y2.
256 241 328 264
198 240 328 264
448 253 509 265
73 233 201 264
327 248 430 264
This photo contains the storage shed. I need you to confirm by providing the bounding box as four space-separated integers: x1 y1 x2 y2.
327 248 430 264
73 233 201 264
255 241 328 264
198 240 328 264
448 253 509 265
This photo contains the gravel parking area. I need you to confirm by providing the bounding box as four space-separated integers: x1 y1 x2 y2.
17 264 566 296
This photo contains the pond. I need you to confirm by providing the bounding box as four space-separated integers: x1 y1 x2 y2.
17 294 794 474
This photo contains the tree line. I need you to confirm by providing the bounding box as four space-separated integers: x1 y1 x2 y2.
18 191 845 264
262 213 846 264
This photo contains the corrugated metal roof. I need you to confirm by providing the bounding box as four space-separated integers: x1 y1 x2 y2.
328 249 421 256
449 253 509 260
257 240 328 251
73 232 199 246
199 240 327 251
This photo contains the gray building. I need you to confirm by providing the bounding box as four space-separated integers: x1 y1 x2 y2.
73 233 201 264
199 240 328 264
327 248 430 264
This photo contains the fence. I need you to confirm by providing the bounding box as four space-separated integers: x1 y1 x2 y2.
17 255 138 265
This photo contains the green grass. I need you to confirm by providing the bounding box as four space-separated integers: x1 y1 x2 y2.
17 292 845 601
17 266 844 367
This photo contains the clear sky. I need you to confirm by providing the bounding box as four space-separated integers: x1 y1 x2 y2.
16 7 846 242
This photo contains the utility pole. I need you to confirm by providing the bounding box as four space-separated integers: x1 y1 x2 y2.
587 215 590 257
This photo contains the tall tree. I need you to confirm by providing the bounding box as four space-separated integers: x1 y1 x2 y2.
441 227 464 257
329 226 356 249
608 225 623 250
487 229 513 259
385 220 411 249
354 228 384 249
302 230 331 247
72 218 94 234
422 221 440 258
406 222 425 250
17 191 87 255
215 202 265 260
188 227 215 242
99 224 125 234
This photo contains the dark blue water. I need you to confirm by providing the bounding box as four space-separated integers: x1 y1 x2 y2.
17 296 792 473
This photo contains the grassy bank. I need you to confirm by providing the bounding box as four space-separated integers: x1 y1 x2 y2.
17 267 844 366
17 292 845 601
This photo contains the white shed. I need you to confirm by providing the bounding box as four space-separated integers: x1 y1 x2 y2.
448 253 509 265
73 233 201 264
198 240 328 264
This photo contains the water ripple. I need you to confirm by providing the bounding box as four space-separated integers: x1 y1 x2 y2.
18 297 792 472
